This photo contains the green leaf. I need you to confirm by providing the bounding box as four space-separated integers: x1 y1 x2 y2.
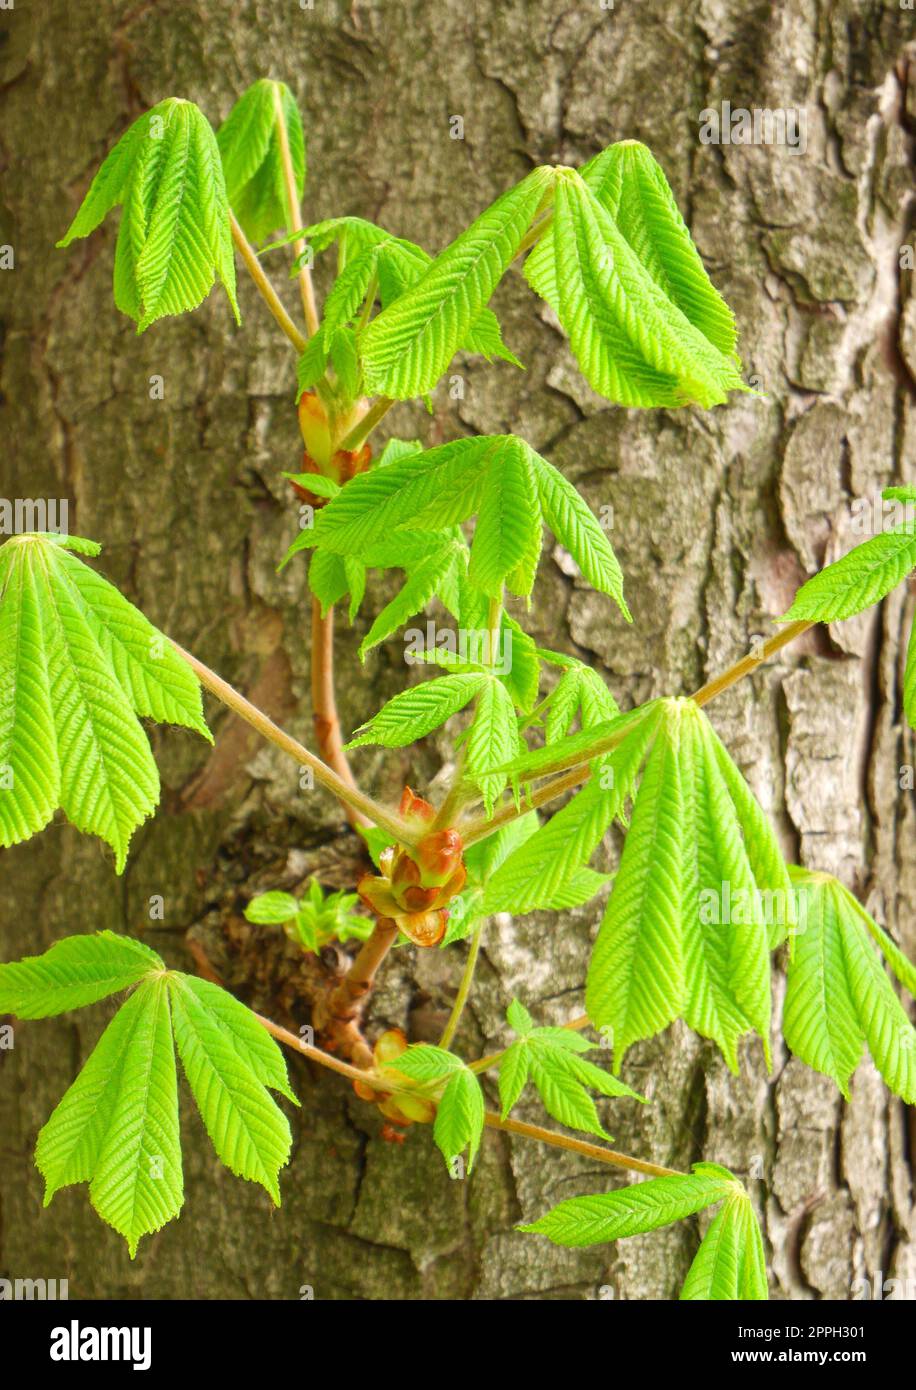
20 934 297 1256
498 1040 530 1118
360 166 554 398
784 869 916 1102
385 1043 464 1083
60 99 238 329
244 891 300 925
168 974 293 1203
506 997 534 1034
546 662 620 743
581 141 737 356
467 440 541 598
0 931 162 1018
73 978 182 1258
680 1192 768 1300
217 79 305 244
497 702 660 782
358 542 465 658
434 1068 486 1173
346 672 488 749
525 170 745 410
781 511 916 623
463 811 539 885
520 1165 738 1246
465 677 519 815
529 448 630 619
0 534 210 871
586 700 785 1071
481 705 661 916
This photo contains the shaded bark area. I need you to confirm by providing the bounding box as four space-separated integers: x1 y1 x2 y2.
1 0 915 1300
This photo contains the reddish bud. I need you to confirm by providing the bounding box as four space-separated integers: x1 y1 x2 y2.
398 786 436 826
415 828 464 886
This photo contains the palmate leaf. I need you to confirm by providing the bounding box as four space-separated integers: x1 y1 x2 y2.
783 869 916 1102
527 141 737 358
680 1191 768 1300
359 166 554 398
520 1162 739 1246
58 99 239 330
782 489 916 623
497 1001 643 1141
217 79 305 244
584 699 793 1072
525 170 745 410
385 1044 485 1172
0 534 210 871
0 933 296 1257
542 654 620 743
297 434 629 614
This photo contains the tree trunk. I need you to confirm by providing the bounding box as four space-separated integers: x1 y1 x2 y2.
1 0 914 1301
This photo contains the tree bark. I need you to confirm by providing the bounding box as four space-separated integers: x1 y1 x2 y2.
1 0 914 1300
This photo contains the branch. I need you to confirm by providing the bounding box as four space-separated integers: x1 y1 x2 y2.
171 639 418 845
310 598 371 831
339 396 395 451
255 1009 684 1178
272 84 320 339
458 618 816 847
229 210 307 353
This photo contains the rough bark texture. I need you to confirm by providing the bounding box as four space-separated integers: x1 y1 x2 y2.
1 0 915 1301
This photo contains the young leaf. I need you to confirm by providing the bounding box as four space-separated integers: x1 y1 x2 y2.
783 869 916 1102
77 978 182 1259
9 934 298 1256
464 677 519 815
520 1165 739 1247
529 449 630 619
680 1191 768 1300
586 700 785 1072
904 617 916 732
546 660 620 744
781 498 916 623
480 706 662 917
244 891 300 925
168 975 293 1202
579 141 737 357
0 534 211 871
360 166 554 398
217 79 305 243
346 673 488 749
434 1069 486 1173
467 441 540 597
59 99 239 329
0 931 163 1018
358 541 465 658
525 171 744 409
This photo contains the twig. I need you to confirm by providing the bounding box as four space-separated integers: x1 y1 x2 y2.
229 211 307 353
340 397 395 451
171 640 418 845
310 597 371 830
439 921 485 1049
272 84 320 338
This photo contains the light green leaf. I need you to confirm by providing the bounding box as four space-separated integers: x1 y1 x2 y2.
434 1068 486 1173
463 811 540 885
465 677 519 815
385 1043 463 1083
360 166 554 398
346 672 488 749
168 975 293 1203
175 975 297 1104
526 171 745 410
358 543 464 658
680 1192 768 1300
546 662 620 744
84 978 182 1258
467 440 541 598
0 931 161 1018
60 99 238 329
904 617 916 732
244 891 300 925
529 448 630 619
0 534 210 871
498 1040 530 1118
781 513 916 623
481 705 661 916
520 1166 738 1247
784 869 916 1102
217 79 305 244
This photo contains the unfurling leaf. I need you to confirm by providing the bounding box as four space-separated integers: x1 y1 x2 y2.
217 79 305 243
58 99 239 329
